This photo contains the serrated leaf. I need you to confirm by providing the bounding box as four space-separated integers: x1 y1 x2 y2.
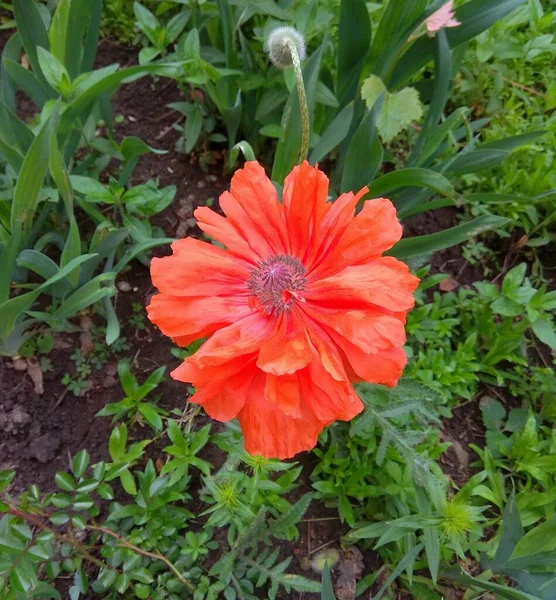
361 75 423 142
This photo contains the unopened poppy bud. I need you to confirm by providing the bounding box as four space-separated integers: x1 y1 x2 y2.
266 26 306 69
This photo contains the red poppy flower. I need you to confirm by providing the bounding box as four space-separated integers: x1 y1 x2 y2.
147 161 419 459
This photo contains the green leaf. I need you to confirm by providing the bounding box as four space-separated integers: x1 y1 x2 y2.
374 544 423 600
321 563 336 600
445 568 542 600
121 136 166 160
72 450 90 478
120 469 137 496
309 102 354 164
12 0 52 91
52 272 116 319
259 124 282 138
1 58 50 109
492 493 523 569
139 404 163 431
531 319 556 352
184 104 203 153
389 216 510 260
80 0 101 74
482 131 545 151
50 512 70 526
369 0 429 81
10 564 35 594
113 237 174 275
103 297 120 345
340 103 383 193
165 12 189 45
447 148 512 174
55 471 75 492
361 75 423 142
11 107 56 231
502 263 527 293
134 2 160 44
0 102 35 154
407 30 451 167
37 46 71 96
369 168 454 200
130 567 154 584
109 424 127 462
481 398 506 432
229 140 256 169
336 0 371 106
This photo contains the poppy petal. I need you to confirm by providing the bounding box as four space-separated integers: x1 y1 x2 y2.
238 373 326 459
256 312 312 375
306 258 419 311
283 161 329 263
227 162 289 255
312 198 402 278
151 238 250 297
147 295 250 347
331 331 408 387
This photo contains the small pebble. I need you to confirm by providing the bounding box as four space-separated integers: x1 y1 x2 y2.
12 359 27 372
117 281 132 292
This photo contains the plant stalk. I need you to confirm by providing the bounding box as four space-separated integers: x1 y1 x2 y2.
286 39 309 164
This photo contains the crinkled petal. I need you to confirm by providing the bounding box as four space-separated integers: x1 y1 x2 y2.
306 257 419 311
173 360 257 421
151 238 250 297
194 206 257 264
301 304 406 354
299 330 364 422
256 311 312 375
147 295 250 347
238 373 325 459
226 162 289 255
331 331 408 387
283 161 330 265
192 312 275 368
311 198 402 279
264 372 302 418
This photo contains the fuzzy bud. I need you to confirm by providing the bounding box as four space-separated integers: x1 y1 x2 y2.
266 26 306 69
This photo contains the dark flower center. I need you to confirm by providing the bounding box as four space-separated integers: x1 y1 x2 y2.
248 255 307 315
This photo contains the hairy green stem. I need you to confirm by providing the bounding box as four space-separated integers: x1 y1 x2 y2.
286 38 309 164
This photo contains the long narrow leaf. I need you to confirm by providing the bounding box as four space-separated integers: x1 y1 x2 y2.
0 102 34 154
340 100 383 193
445 568 541 600
11 108 57 232
80 0 101 74
52 272 116 319
389 215 510 260
369 168 454 200
336 0 371 106
374 544 424 600
321 563 336 600
2 58 51 108
407 29 451 166
309 102 354 165
12 0 52 92
1 32 22 110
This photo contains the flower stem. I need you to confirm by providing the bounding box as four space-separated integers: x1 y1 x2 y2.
285 38 309 164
